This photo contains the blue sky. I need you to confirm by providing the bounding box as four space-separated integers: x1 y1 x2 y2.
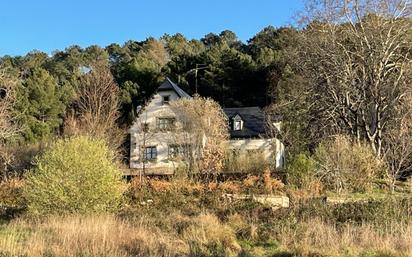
0 0 303 57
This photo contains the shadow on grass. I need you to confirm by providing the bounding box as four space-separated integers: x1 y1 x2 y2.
0 207 25 224
271 252 294 257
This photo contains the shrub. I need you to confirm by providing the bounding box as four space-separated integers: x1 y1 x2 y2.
286 153 317 189
314 135 386 193
224 149 268 173
0 178 24 208
24 136 126 215
0 178 25 219
263 170 284 194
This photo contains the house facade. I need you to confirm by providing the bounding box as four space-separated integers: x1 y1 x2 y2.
129 78 285 175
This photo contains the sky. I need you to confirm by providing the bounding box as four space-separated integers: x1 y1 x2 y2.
0 0 303 57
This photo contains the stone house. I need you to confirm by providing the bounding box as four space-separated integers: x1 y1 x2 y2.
128 78 285 175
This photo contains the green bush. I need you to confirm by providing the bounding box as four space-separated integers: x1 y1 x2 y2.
286 153 316 189
24 136 126 215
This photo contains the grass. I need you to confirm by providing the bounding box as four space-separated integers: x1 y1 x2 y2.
0 213 410 257
275 219 411 257
0 177 411 257
0 215 184 257
223 150 269 173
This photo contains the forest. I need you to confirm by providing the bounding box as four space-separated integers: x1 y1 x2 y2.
0 26 294 140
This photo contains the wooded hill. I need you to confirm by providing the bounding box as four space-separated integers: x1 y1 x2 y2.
0 0 411 182
1 27 296 142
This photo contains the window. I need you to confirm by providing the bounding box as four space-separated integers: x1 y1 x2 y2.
168 144 190 159
162 95 170 105
232 115 243 131
142 123 149 132
157 118 175 130
234 120 242 131
144 146 157 160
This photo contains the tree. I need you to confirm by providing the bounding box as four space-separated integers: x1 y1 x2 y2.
0 66 20 142
0 66 21 180
170 96 229 175
16 67 70 141
286 153 317 190
24 136 125 215
64 62 122 148
384 91 412 191
262 27 311 157
162 33 205 57
298 0 412 157
111 38 169 123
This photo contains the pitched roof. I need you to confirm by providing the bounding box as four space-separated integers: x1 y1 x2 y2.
158 77 191 98
223 107 269 138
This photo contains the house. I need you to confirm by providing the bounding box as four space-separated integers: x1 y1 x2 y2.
128 78 285 175
224 107 285 170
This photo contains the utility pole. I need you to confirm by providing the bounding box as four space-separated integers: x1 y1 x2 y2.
185 64 208 94
195 64 199 94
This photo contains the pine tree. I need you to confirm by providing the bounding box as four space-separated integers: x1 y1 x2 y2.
16 67 70 141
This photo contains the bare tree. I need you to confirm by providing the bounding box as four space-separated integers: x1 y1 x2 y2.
384 91 412 192
298 0 412 157
0 66 21 180
64 63 123 148
170 96 229 176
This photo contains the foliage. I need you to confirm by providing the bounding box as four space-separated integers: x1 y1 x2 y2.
0 178 24 208
24 136 126 215
314 135 386 193
286 153 317 190
15 67 71 141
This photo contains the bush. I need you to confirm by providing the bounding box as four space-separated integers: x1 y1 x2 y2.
0 178 25 219
24 136 126 215
286 153 317 189
224 149 268 173
0 179 24 208
314 135 386 193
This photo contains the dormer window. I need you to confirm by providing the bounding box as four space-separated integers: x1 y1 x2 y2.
162 95 170 105
232 114 243 131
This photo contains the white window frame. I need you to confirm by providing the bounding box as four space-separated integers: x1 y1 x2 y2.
232 115 243 131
